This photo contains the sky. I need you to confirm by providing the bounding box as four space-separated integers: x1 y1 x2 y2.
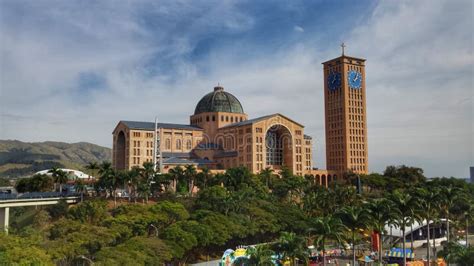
0 0 472 178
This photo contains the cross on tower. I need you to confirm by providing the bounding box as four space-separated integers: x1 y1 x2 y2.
341 42 346 55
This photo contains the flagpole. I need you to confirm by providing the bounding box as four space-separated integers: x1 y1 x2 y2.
153 117 158 171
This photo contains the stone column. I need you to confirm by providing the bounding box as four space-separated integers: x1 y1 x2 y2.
0 207 10 234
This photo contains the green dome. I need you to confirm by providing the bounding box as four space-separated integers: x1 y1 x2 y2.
194 86 244 115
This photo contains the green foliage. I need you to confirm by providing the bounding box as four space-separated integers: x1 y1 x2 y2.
0 233 54 265
68 199 109 224
46 199 69 219
0 177 10 186
95 236 172 265
2 164 473 266
161 223 198 258
438 242 474 266
15 174 53 192
273 231 308 265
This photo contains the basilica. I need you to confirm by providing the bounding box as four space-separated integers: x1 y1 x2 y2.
112 52 368 185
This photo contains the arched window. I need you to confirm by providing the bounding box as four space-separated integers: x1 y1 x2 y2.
176 139 182 150
186 139 192 150
165 139 171 150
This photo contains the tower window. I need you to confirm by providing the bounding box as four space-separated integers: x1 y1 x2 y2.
206 116 209 122
212 116 215 121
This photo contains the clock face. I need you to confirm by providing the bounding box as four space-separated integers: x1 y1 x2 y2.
327 72 341 91
348 70 362 89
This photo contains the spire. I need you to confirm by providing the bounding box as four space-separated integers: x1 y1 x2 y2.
341 42 346 56
214 83 224 91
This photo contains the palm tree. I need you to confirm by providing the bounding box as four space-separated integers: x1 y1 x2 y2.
462 201 473 248
367 198 398 264
140 162 155 203
195 166 212 190
74 178 86 202
338 205 372 266
56 170 68 193
311 215 346 266
168 166 184 193
390 190 419 266
415 186 441 265
274 231 308 266
247 244 274 266
440 185 460 244
98 161 118 207
184 164 197 195
259 167 275 188
48 167 61 191
85 162 99 178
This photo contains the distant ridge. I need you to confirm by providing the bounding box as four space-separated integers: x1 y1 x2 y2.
0 140 111 178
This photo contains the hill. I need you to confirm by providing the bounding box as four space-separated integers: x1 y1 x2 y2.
0 140 111 178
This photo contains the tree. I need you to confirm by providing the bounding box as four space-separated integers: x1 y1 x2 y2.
168 166 184 193
56 170 68 193
439 185 461 244
390 190 419 266
48 167 62 191
33 210 51 229
247 244 274 266
94 236 172 265
74 178 87 202
85 162 100 178
415 186 441 264
68 200 109 225
15 174 53 192
98 162 119 207
0 177 10 186
310 215 346 266
438 242 474 266
383 165 426 185
195 166 212 190
46 199 69 219
367 198 397 263
184 164 198 195
259 167 275 188
274 232 308 266
338 205 372 266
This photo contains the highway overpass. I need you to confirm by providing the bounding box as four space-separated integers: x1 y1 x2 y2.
0 192 80 234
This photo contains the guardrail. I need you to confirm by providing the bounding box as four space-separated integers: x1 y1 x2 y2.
0 192 81 201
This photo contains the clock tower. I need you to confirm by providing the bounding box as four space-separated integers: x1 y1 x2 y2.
322 44 368 174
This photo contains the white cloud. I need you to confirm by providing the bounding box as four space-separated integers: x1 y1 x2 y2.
0 0 472 178
294 25 304 32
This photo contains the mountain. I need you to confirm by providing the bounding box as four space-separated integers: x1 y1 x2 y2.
0 140 111 178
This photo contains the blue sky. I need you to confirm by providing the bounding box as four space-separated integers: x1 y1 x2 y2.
0 0 472 178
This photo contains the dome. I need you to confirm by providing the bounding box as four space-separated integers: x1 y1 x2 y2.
194 86 244 115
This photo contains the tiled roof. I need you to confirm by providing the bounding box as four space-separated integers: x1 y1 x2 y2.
162 152 193 158
163 157 198 165
221 113 304 128
214 150 238 158
220 114 275 128
304 134 312 139
120 121 203 131
162 157 214 166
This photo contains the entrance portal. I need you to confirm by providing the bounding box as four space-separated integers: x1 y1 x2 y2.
265 124 293 170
